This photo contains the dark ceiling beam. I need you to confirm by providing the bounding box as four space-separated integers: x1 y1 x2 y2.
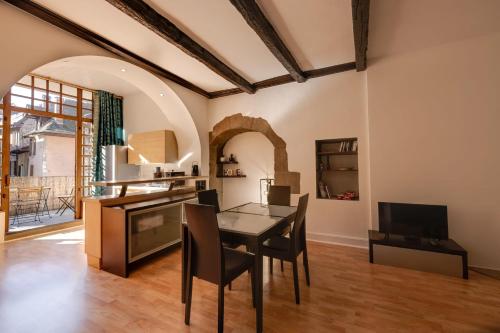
352 0 370 71
209 62 356 99
4 0 210 98
230 0 306 83
105 0 255 94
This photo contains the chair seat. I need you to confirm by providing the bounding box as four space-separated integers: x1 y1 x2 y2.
224 248 254 283
263 235 290 251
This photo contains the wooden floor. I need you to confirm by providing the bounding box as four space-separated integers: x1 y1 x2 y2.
1 228 499 333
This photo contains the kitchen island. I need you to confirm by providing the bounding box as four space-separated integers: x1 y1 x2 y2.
83 176 206 270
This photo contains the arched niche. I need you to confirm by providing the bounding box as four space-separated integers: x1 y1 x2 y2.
210 113 300 194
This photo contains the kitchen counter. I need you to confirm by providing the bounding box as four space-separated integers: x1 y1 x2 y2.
83 183 200 269
91 175 208 197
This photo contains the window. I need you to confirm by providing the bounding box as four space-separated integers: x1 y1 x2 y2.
29 165 34 176
5 75 94 121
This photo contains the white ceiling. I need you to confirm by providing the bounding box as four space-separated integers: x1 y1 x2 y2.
33 0 355 93
34 62 140 96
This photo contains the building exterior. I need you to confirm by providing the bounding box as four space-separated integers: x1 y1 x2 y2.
10 115 75 177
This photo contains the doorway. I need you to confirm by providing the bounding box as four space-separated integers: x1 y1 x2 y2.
0 74 94 235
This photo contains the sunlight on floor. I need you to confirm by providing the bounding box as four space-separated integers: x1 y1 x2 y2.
34 228 84 245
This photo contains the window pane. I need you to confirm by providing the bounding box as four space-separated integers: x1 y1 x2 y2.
62 105 76 116
82 123 93 135
34 88 47 100
33 100 46 111
48 92 60 103
62 85 77 96
62 95 77 107
11 85 31 98
48 102 60 113
49 81 60 92
82 99 92 110
83 145 92 155
83 135 92 145
34 77 46 89
11 95 31 109
83 109 93 119
83 90 93 100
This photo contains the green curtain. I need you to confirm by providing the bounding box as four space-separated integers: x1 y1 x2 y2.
92 91 124 194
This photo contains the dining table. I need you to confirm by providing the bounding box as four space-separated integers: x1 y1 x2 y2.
181 202 297 333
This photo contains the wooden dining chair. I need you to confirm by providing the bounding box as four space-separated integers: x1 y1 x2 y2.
197 189 221 213
263 193 310 304
267 185 292 271
184 203 256 333
197 189 246 290
267 185 291 206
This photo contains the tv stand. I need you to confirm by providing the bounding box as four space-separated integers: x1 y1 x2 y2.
369 230 468 279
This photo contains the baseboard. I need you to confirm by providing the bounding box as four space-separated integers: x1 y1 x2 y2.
470 266 500 280
307 232 368 249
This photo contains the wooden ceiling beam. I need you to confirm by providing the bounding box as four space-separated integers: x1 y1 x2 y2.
209 62 356 99
105 0 255 94
352 0 370 71
230 0 306 83
4 0 210 98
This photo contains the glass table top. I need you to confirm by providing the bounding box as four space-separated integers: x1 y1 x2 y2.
226 202 297 218
182 202 297 236
217 211 284 236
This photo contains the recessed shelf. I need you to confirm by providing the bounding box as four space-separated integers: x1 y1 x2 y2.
316 137 359 200
316 151 357 156
318 197 359 201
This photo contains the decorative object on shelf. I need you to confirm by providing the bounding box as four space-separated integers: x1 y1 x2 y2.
191 161 199 176
318 181 331 199
335 191 358 200
226 169 233 176
236 169 242 176
219 155 226 163
259 178 274 205
229 154 237 163
154 166 163 178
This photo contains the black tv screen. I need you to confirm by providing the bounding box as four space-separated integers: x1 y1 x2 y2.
378 202 448 239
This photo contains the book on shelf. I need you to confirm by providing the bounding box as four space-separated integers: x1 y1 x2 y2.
338 140 358 153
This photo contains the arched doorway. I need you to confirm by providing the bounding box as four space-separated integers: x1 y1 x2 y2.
209 113 300 196
0 55 203 237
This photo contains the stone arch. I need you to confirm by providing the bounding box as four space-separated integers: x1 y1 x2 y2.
210 113 300 194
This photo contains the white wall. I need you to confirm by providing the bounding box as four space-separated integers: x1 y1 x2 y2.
122 90 177 176
209 71 370 247
219 132 274 210
366 0 500 269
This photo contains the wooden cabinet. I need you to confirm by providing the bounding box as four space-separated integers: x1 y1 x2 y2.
127 130 178 164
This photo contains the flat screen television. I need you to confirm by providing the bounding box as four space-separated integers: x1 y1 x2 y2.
378 202 448 240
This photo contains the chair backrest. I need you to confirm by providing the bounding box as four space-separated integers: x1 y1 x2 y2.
197 189 221 213
17 188 42 202
184 203 223 284
290 193 309 253
267 185 291 206
41 187 51 200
